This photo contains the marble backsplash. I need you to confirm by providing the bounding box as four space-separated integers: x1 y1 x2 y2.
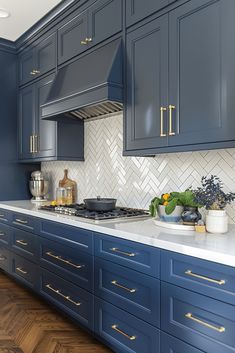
42 113 235 223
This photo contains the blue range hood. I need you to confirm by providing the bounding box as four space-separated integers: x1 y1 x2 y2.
41 39 123 120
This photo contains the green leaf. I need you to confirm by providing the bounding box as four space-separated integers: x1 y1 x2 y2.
149 197 162 217
165 198 178 214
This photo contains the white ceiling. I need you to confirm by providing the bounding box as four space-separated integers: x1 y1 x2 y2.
0 0 63 41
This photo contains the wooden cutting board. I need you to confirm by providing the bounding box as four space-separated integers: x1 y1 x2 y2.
59 169 77 203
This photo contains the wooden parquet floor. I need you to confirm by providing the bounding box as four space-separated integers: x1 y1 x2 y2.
0 271 113 353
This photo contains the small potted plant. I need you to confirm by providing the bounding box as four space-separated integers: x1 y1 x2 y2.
149 190 200 223
192 175 235 233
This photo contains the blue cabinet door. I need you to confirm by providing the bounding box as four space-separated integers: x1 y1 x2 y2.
0 246 10 272
18 46 35 86
88 0 123 47
125 15 168 153
126 0 169 27
34 33 56 77
161 332 205 353
35 74 57 158
18 84 35 160
168 0 235 147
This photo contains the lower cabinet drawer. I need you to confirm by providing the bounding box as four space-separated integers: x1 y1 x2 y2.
12 254 38 288
12 229 38 261
40 238 93 292
161 282 235 353
0 223 11 246
161 332 205 353
95 258 160 327
0 246 10 272
40 270 94 330
95 299 160 353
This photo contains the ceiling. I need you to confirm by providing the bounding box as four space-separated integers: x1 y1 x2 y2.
0 0 63 41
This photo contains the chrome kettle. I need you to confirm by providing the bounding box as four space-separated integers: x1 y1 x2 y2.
29 171 49 202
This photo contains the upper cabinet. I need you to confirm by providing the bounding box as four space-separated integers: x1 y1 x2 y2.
124 0 235 155
18 33 56 86
126 0 169 27
58 0 123 65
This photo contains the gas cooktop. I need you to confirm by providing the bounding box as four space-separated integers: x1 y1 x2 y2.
40 204 150 221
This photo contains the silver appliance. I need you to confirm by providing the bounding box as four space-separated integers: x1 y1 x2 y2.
29 171 49 202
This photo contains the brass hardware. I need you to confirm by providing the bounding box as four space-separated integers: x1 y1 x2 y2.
15 219 28 225
185 313 225 333
0 214 5 218
34 135 38 153
46 251 84 269
110 248 136 257
30 70 36 75
81 37 92 45
46 284 81 306
111 280 136 293
111 325 136 340
0 232 5 236
16 239 28 246
30 135 33 153
85 37 92 43
0 255 6 261
81 39 88 45
160 107 167 137
33 69 40 74
169 105 176 136
16 267 27 274
185 270 225 285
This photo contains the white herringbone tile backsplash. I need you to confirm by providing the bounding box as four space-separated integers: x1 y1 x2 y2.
42 113 235 223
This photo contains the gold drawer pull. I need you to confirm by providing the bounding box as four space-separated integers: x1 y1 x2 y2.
110 248 136 257
46 252 84 269
30 70 37 75
16 239 28 246
16 267 27 274
169 104 176 136
0 232 5 236
160 107 167 137
15 219 28 225
46 284 81 306
81 39 88 45
0 255 6 261
0 214 5 218
185 313 225 333
111 324 136 341
185 270 225 285
111 280 136 293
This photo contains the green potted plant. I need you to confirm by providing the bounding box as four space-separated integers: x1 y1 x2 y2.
149 190 200 223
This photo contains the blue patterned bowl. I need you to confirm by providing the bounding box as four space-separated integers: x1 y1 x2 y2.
157 205 184 223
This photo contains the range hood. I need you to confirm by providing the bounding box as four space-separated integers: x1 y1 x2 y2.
41 39 123 121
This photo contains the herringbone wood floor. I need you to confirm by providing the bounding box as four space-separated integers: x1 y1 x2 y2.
0 271 112 353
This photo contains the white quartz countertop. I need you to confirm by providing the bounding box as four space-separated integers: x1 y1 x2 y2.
1 200 235 267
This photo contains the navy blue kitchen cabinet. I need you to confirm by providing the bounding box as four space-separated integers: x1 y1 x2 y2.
11 253 39 289
125 15 168 152
0 246 10 272
125 0 169 27
124 0 235 156
58 0 123 65
161 332 205 353
19 74 84 162
18 32 56 86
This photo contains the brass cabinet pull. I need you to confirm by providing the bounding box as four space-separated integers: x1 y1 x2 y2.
185 270 225 285
0 232 5 236
111 324 136 340
30 135 33 153
15 219 28 225
0 255 6 261
85 37 92 43
16 239 28 246
185 313 225 333
81 37 92 45
0 214 5 218
30 70 36 75
16 267 27 274
110 248 136 257
81 39 88 45
46 251 84 269
46 284 81 306
111 280 136 293
34 135 38 153
169 104 176 136
33 69 40 74
160 107 167 137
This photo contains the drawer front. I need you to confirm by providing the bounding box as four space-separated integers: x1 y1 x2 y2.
40 238 93 292
12 255 38 288
161 250 235 305
95 234 160 277
95 258 160 326
12 229 37 260
95 299 160 353
40 220 93 254
161 332 205 353
40 269 93 330
0 209 11 224
0 246 10 272
0 223 11 245
12 213 38 233
161 282 235 353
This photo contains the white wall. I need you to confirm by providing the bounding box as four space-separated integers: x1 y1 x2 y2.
42 113 235 223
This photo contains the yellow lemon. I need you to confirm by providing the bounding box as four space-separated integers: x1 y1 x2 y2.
51 200 57 206
163 201 169 206
163 193 170 201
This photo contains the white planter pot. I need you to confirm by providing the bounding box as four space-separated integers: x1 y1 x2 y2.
158 205 183 222
206 210 228 234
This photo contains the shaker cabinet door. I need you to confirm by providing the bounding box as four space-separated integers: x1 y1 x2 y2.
35 74 57 159
168 0 235 147
35 33 56 77
125 16 168 152
18 85 35 160
18 47 35 86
